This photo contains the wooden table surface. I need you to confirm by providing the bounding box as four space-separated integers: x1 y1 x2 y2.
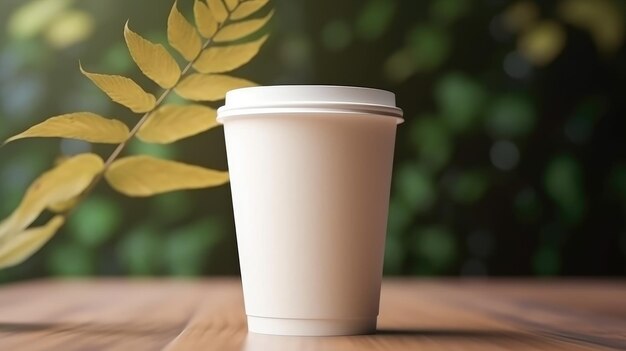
0 278 624 350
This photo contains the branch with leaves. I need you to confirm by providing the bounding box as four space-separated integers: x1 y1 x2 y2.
0 0 272 269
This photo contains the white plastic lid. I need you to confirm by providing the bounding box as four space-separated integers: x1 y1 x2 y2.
217 85 404 123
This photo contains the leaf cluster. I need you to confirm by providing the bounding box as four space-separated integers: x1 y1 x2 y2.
0 0 272 268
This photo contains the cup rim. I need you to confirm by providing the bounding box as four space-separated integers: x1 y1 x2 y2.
217 85 404 123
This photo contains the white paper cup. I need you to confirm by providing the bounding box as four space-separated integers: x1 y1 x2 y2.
217 85 403 336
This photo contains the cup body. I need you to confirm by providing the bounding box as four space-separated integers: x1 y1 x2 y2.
218 86 402 336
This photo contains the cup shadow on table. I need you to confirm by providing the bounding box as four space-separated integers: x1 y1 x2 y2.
0 322 526 340
376 328 527 338
243 328 532 351
2 322 537 350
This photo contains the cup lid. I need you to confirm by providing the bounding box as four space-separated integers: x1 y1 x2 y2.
217 85 404 123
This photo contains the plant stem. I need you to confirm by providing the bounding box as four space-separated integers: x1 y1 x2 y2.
64 8 237 217
101 57 195 171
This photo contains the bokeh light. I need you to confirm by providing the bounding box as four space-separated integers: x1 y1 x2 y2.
0 0 625 280
490 140 520 171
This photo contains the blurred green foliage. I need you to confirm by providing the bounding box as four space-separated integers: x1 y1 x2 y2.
486 95 535 138
544 155 586 225
48 241 96 276
118 224 161 275
447 170 489 205
0 0 625 280
69 196 121 247
411 226 457 274
321 20 352 51
435 73 487 133
395 164 436 213
409 116 453 172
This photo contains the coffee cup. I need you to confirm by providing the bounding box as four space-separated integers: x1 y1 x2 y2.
217 85 403 336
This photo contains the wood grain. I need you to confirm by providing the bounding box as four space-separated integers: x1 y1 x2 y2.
0 278 623 350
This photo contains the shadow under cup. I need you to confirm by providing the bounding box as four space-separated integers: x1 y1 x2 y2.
217 86 403 336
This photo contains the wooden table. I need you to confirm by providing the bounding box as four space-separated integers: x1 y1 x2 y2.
0 278 624 350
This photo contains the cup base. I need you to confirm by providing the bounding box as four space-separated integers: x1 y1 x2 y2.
247 316 377 336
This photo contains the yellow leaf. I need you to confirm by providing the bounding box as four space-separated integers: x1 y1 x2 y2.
0 153 103 240
0 216 65 269
193 34 269 73
208 0 228 23
175 73 256 101
518 21 566 66
231 0 269 21
48 158 83 213
124 22 181 89
214 10 273 43
80 64 156 113
48 197 79 213
105 156 229 197
137 104 218 144
168 1 202 61
225 0 238 11
4 112 129 144
194 0 218 38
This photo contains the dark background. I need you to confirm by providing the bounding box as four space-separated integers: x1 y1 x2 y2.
0 0 624 281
